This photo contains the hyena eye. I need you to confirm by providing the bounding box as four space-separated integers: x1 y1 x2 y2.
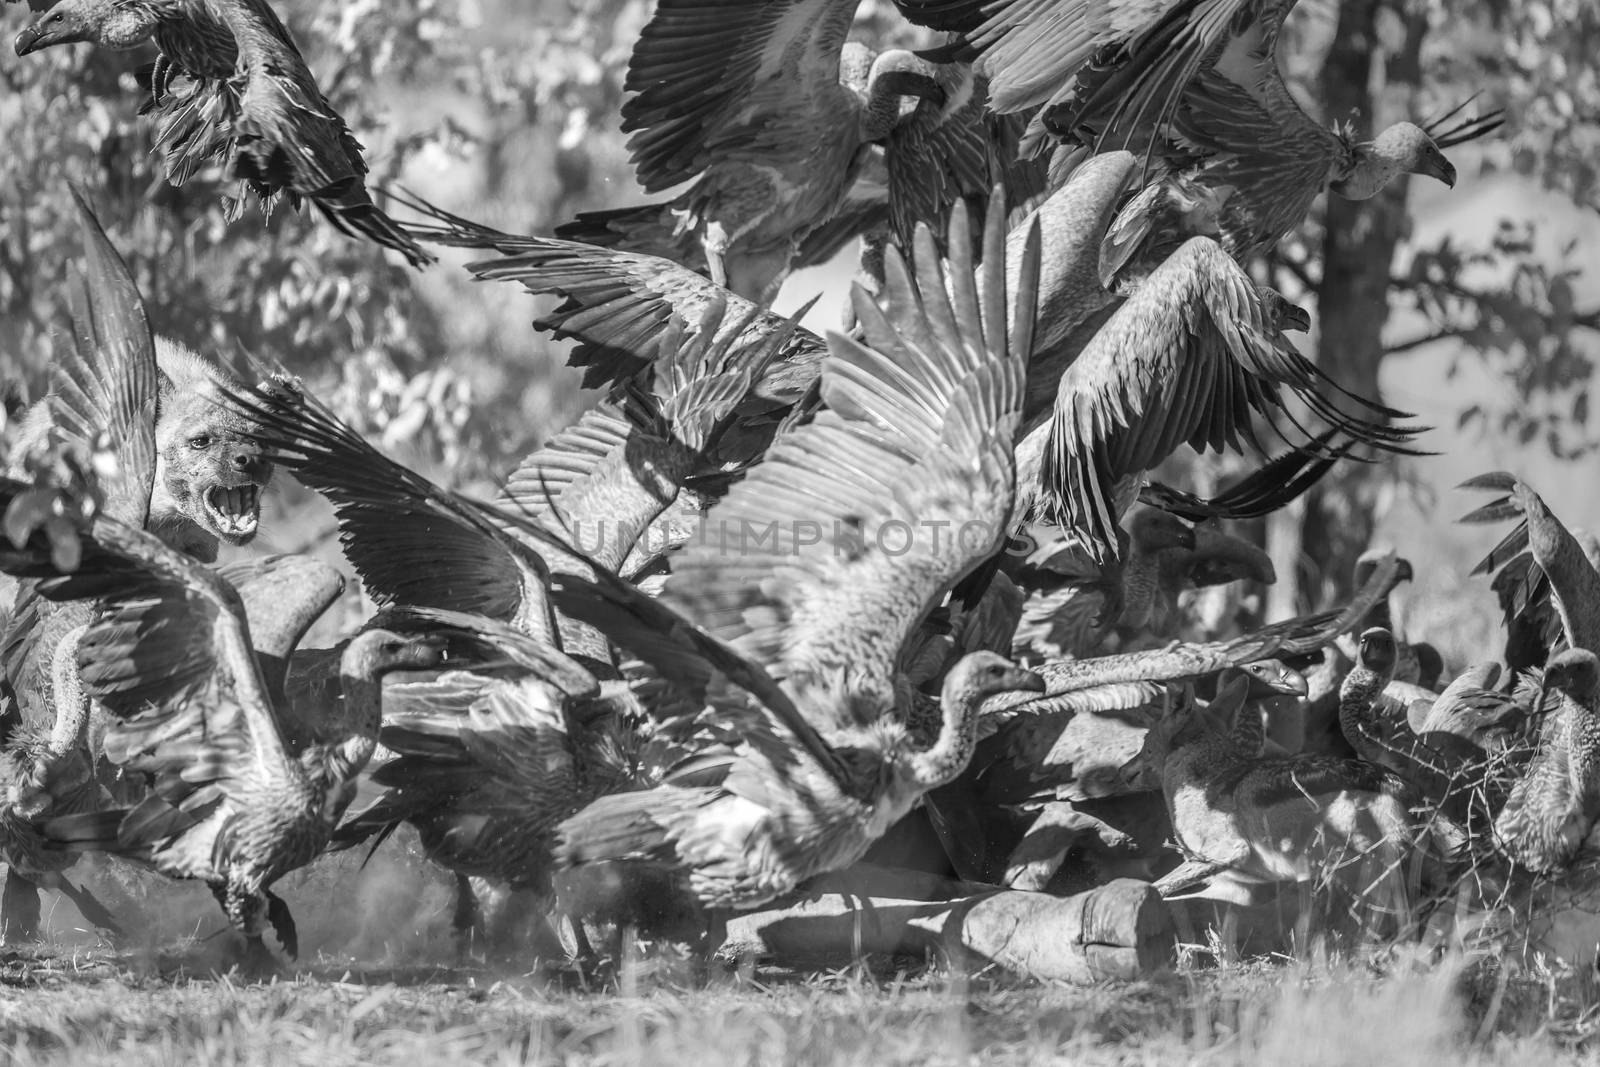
188 434 212 449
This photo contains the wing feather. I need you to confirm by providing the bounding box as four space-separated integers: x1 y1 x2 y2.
45 190 160 529
1038 237 1421 561
662 197 1041 727
621 0 862 191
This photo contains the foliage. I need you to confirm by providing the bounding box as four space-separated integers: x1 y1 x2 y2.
1249 0 1600 606
0 0 645 481
0 0 1595 586
1395 0 1600 463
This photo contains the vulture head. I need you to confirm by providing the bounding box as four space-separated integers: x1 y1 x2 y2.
1355 626 1399 677
1333 122 1456 200
1543 648 1600 708
16 0 161 57
1129 509 1197 555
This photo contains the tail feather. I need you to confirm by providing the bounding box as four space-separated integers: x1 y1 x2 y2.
312 192 435 269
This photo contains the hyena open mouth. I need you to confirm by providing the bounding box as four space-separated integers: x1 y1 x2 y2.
203 483 262 541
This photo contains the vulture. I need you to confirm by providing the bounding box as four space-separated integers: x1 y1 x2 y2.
14 0 432 266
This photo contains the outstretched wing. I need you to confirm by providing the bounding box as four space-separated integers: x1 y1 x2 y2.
923 0 1238 126
1036 237 1421 562
217 0 431 265
46 189 160 529
621 0 861 191
1460 472 1600 657
395 191 827 400
662 195 1042 728
495 299 808 572
0 476 279 818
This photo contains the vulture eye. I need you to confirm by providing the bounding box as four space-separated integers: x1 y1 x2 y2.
188 434 212 449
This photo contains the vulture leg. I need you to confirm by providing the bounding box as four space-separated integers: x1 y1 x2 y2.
561 912 597 966
451 873 483 962
698 909 730 981
702 221 730 289
215 884 279 977
236 935 280 978
2 871 42 942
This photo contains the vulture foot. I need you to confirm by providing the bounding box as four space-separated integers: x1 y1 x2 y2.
230 935 284 980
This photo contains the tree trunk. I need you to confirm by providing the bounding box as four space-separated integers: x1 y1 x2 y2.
720 865 1176 983
1304 0 1429 603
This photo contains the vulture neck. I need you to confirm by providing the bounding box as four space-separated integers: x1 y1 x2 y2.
1556 689 1600 809
858 53 942 143
510 560 561 648
1333 153 1403 201
860 85 910 143
1337 661 1395 756
908 669 987 789
1119 540 1171 631
321 633 400 785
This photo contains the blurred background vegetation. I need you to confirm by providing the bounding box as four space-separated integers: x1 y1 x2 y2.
0 0 1596 664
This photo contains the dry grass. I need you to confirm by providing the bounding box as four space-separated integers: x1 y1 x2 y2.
0 933 1596 1066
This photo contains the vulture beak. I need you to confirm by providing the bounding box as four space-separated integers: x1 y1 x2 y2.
1014 667 1047 694
1417 145 1457 188
14 25 46 56
876 70 946 108
1279 670 1310 698
1280 302 1312 333
14 14 67 57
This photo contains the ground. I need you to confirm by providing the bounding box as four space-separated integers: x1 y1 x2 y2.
0 939 1596 1065
0 845 1595 1064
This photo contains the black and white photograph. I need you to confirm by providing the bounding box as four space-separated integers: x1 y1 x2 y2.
0 0 1594 1062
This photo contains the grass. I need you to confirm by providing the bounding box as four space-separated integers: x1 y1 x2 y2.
0 836 1593 1065
0 934 1597 1065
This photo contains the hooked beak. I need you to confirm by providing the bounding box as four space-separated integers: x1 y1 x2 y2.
875 70 946 109
1015 668 1047 694
1280 670 1310 698
14 25 45 56
1280 302 1312 333
1417 145 1456 188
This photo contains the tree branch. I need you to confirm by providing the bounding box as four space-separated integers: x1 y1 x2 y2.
1277 252 1320 293
1383 328 1476 356
1387 270 1600 346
